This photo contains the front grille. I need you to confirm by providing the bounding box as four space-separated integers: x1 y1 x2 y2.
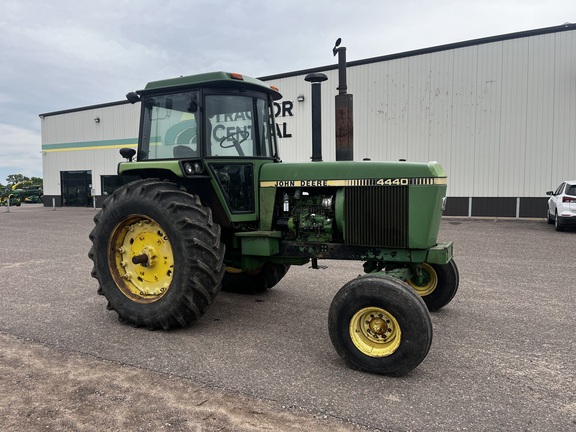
344 187 408 248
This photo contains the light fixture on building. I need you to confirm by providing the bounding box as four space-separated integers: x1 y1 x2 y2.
94 117 100 123
297 95 305 102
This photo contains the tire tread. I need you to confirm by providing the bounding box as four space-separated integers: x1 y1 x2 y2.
88 179 224 329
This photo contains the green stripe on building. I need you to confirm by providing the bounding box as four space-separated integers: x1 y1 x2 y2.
42 138 138 152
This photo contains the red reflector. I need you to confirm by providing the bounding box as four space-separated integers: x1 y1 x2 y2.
563 196 576 203
270 85 279 92
230 73 243 80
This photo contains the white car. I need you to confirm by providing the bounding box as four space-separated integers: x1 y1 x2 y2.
546 180 576 231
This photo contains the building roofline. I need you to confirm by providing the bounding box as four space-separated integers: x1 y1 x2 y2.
39 100 131 118
258 23 576 81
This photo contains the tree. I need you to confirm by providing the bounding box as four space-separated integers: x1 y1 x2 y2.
6 174 28 187
4 174 43 190
30 177 43 187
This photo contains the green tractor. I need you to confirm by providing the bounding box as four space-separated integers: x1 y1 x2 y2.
12 187 43 203
89 71 457 376
1 194 21 207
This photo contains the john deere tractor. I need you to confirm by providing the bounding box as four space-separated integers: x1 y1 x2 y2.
89 71 457 376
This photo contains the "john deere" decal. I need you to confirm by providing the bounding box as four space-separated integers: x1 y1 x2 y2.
260 178 446 188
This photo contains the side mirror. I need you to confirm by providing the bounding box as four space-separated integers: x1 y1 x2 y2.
120 147 136 162
126 92 140 104
546 191 553 196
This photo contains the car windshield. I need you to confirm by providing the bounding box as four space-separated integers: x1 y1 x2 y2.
566 185 576 196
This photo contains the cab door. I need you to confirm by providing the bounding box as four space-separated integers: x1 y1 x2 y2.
203 91 276 222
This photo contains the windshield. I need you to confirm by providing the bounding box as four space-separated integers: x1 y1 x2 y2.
205 94 274 158
140 91 275 160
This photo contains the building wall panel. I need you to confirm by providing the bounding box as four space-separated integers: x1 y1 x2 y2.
524 34 556 197
473 41 503 197
428 50 454 181
552 31 576 187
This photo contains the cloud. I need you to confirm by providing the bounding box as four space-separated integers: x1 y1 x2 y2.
0 123 42 181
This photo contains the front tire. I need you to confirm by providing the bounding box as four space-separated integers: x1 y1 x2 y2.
407 260 459 311
88 179 225 329
328 275 433 376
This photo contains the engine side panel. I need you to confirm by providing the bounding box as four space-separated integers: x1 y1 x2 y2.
259 160 447 250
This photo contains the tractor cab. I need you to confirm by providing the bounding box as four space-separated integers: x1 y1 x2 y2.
121 71 282 219
136 77 280 161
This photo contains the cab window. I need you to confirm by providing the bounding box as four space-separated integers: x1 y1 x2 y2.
141 92 199 160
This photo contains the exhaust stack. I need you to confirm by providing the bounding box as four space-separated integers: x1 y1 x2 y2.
333 38 353 161
305 73 328 162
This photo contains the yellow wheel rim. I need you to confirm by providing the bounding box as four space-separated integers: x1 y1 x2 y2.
349 307 401 357
225 266 243 274
109 215 174 303
408 263 438 297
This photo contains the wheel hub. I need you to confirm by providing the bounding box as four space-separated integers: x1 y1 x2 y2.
408 263 438 297
369 317 388 336
110 216 174 303
349 307 401 357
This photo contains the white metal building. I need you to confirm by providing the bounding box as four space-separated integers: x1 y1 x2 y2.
40 24 576 217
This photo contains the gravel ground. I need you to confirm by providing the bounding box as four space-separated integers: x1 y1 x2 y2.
1 204 575 431
0 332 369 431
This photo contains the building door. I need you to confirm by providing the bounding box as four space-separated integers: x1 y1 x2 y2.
61 171 92 207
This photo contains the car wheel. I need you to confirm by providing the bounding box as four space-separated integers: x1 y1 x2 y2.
546 209 554 224
555 211 565 231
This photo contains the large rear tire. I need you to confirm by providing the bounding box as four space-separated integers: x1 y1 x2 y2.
328 275 433 376
88 179 225 330
221 263 290 294
407 260 459 311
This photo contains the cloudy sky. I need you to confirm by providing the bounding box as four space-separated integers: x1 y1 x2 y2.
0 0 574 185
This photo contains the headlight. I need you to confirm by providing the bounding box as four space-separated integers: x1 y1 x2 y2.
183 162 204 175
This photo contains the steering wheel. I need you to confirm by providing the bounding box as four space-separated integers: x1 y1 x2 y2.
219 130 249 157
219 130 249 148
